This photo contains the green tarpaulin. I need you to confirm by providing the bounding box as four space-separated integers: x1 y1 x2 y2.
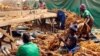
44 0 100 28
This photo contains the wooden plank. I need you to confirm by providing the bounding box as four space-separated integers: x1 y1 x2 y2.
0 28 14 41
0 12 57 27
0 9 48 17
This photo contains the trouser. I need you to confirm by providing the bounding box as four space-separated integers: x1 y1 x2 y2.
87 19 94 31
61 20 65 30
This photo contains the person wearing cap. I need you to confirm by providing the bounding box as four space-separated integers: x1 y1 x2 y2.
68 22 78 43
66 22 79 53
16 33 40 56
80 4 94 30
59 23 79 55
69 22 78 36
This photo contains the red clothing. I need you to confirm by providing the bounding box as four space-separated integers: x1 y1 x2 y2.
39 3 45 9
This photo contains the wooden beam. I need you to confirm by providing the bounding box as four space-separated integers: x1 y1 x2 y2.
0 12 57 27
0 28 14 42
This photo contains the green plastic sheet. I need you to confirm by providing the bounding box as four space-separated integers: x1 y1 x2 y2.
44 0 100 28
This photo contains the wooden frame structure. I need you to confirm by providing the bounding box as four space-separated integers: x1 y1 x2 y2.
0 9 57 50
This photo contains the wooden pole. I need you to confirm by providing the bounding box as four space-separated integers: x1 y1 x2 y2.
0 26 17 50
0 28 14 42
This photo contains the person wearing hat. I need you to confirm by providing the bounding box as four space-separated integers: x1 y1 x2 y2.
80 4 94 30
16 33 40 56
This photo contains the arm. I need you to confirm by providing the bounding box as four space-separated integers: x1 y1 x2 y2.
85 15 90 23
84 10 91 23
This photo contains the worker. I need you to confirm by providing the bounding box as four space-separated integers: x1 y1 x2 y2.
69 22 78 37
59 23 79 55
80 4 94 31
56 10 66 30
66 22 79 53
39 1 46 9
16 33 40 56
38 1 46 28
